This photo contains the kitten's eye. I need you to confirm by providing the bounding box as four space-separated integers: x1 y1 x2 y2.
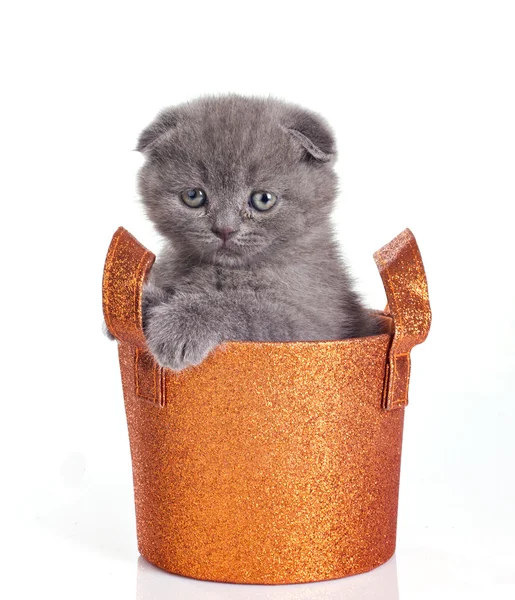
180 188 207 208
250 191 278 211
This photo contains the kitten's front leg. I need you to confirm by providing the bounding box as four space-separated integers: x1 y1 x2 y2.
142 281 173 330
143 293 223 371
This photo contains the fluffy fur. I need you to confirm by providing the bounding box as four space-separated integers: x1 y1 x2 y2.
134 95 383 371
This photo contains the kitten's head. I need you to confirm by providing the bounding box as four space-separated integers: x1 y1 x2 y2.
137 95 338 267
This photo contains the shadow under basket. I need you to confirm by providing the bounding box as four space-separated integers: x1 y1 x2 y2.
102 227 431 585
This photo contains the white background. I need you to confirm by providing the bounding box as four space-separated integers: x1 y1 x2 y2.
1 1 514 598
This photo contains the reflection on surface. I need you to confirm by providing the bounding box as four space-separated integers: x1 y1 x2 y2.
136 554 399 600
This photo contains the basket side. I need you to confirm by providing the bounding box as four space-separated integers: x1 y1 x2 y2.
122 335 403 584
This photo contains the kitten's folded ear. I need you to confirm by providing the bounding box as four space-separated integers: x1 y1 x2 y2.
136 108 178 152
282 107 336 163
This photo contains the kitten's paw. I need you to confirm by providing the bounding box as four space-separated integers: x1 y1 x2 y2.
144 301 221 371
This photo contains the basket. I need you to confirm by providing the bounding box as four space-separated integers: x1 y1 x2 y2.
102 227 431 584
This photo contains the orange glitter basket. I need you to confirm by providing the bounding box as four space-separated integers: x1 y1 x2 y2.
102 226 431 585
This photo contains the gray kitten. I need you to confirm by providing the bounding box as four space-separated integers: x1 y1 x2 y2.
135 95 383 371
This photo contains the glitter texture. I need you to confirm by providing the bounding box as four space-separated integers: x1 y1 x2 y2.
102 228 155 348
374 229 432 410
103 227 431 584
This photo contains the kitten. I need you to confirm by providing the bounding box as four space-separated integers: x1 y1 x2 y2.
134 94 384 371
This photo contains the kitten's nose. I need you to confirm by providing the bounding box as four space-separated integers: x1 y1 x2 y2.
211 226 237 241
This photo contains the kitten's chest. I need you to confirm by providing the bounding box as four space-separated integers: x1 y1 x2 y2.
175 264 280 294
174 262 325 299
213 267 275 292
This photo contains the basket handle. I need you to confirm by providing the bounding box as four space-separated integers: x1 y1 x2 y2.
102 227 155 347
374 229 431 410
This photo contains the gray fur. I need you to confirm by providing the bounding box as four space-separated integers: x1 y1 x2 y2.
133 94 383 371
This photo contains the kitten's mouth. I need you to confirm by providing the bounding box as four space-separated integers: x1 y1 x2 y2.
218 240 234 251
